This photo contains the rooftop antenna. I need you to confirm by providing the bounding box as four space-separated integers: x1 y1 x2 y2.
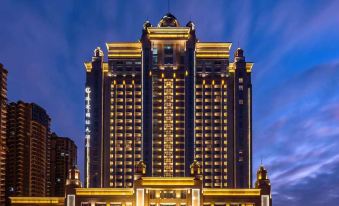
237 40 240 49
260 156 263 166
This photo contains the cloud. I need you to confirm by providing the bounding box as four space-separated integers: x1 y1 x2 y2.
253 62 339 205
273 161 339 206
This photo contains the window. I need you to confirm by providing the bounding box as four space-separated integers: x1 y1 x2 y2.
153 48 158 64
239 78 243 83
164 45 173 54
164 45 173 64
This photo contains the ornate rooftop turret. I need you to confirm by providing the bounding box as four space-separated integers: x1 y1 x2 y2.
234 48 245 62
158 12 180 27
255 164 271 195
186 21 195 30
134 160 146 180
94 47 104 57
143 20 152 30
190 160 202 180
65 165 82 196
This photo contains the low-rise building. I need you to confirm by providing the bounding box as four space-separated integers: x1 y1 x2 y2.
10 162 271 206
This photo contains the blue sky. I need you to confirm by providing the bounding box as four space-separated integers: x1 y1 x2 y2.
1 0 339 205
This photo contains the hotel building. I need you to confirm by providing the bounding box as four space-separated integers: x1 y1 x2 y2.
84 13 253 189
6 101 51 197
10 161 272 206
0 64 8 206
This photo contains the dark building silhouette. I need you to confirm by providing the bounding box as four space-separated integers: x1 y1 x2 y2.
0 64 8 206
6 101 51 197
84 13 253 189
50 133 77 197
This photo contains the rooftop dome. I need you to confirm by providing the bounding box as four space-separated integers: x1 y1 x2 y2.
257 165 268 180
143 20 152 30
186 21 195 30
235 48 244 57
158 12 180 27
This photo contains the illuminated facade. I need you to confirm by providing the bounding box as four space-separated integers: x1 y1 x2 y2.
6 102 51 197
10 163 272 206
50 133 78 197
0 64 8 206
84 13 253 189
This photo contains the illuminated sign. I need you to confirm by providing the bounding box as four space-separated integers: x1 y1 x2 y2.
85 87 91 187
85 87 91 140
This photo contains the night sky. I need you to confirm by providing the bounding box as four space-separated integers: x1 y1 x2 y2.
1 0 339 205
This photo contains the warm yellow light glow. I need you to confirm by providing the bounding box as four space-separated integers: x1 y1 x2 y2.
196 42 232 49
76 188 134 196
196 42 231 59
103 63 109 72
106 42 142 58
136 189 144 206
106 42 142 48
202 188 261 196
141 177 195 186
228 63 235 73
164 79 174 177
148 34 189 39
107 54 141 58
84 62 92 72
108 49 141 53
147 27 190 34
192 189 200 206
246 63 254 72
10 197 64 204
196 54 229 58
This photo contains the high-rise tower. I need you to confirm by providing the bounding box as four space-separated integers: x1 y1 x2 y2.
50 133 77 196
84 13 253 188
0 64 8 206
6 102 51 197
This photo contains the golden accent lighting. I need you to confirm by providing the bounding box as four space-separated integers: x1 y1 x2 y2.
76 188 134 196
106 42 142 58
141 177 196 186
84 62 92 72
202 188 261 196
10 197 64 204
196 42 232 59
